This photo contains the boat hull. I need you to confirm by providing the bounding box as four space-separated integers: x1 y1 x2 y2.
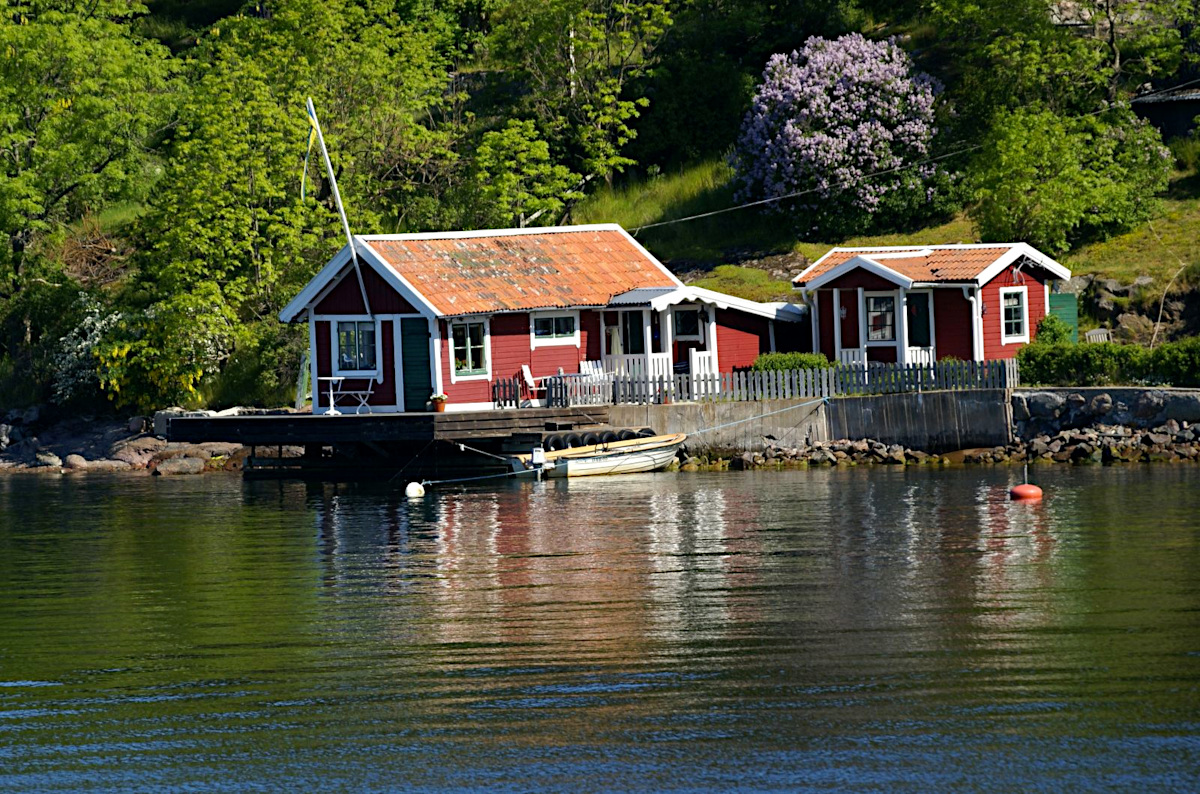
511 433 686 479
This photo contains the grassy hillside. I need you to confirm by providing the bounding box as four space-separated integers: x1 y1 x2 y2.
575 160 1200 298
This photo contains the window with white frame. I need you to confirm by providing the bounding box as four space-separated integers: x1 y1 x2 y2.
531 312 578 348
1000 286 1029 343
336 320 377 373
673 308 702 340
451 320 488 377
866 295 896 342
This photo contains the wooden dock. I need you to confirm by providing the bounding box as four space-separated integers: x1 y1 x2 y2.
167 407 614 479
168 406 611 445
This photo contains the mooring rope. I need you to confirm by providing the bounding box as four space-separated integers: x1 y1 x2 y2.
684 396 828 436
415 396 830 490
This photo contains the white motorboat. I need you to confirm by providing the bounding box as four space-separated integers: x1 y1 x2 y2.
511 433 687 478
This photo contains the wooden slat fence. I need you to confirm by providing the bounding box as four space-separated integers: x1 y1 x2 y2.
498 359 1020 408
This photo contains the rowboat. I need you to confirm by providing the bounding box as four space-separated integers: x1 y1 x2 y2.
510 433 687 478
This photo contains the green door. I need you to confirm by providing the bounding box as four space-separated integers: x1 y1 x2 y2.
400 318 432 412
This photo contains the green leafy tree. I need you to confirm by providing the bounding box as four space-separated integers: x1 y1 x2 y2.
969 107 1171 253
473 120 583 227
0 1 172 329
107 0 458 407
489 0 672 182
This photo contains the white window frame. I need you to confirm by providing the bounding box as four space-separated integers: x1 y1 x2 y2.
529 310 581 349
999 286 1030 345
672 306 704 341
328 315 382 379
863 291 898 346
448 317 492 384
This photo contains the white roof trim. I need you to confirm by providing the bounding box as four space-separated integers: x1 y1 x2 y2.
974 243 1071 285
279 244 355 323
281 224 681 323
802 255 915 290
632 285 805 321
793 242 1070 288
354 237 441 318
355 222 631 242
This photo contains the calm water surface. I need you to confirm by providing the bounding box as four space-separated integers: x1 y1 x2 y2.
1 466 1199 791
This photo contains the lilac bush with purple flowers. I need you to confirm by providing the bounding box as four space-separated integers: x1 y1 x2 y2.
732 34 958 237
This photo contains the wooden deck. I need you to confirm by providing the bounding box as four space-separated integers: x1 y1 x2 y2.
167 406 612 446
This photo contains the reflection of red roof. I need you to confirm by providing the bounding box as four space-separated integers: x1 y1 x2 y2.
363 227 680 316
795 246 1017 285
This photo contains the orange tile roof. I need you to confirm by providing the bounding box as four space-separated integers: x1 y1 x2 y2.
796 246 1017 285
364 229 679 316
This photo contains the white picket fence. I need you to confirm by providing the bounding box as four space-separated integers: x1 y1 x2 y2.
540 358 1020 407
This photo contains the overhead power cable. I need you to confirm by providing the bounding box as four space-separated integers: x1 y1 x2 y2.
630 76 1200 235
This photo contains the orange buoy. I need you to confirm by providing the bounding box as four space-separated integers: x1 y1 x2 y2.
1010 483 1043 501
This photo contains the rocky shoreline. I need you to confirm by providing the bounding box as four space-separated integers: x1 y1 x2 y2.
5 388 1200 476
0 407 298 476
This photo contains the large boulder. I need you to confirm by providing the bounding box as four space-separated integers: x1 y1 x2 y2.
1027 392 1066 419
63 454 88 470
1133 390 1166 421
154 457 205 476
1011 395 1030 422
109 435 168 468
1089 393 1113 416
34 450 61 468
87 459 132 472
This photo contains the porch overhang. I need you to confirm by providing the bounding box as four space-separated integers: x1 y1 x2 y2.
607 285 806 322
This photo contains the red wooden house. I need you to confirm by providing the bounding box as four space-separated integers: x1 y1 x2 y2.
792 243 1071 366
279 225 807 413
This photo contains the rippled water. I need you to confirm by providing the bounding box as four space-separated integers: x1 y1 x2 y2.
2 466 1199 791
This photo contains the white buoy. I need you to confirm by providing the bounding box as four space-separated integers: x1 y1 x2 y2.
404 481 426 498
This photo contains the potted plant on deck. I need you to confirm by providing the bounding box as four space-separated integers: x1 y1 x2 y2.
429 393 448 412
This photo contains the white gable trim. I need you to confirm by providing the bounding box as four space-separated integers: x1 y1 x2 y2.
626 285 806 322
354 237 440 318
974 243 1071 285
803 256 915 290
279 244 354 323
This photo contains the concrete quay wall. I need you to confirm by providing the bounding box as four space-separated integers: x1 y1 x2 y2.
610 388 1014 453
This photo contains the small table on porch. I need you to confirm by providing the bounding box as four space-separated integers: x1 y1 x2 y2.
317 376 345 416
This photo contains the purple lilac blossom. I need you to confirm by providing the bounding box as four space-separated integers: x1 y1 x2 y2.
733 34 945 234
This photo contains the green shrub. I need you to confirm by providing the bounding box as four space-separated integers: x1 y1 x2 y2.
1034 313 1073 345
1018 340 1151 386
1148 336 1200 387
751 352 833 371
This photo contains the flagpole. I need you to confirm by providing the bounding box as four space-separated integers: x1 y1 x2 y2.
307 97 371 317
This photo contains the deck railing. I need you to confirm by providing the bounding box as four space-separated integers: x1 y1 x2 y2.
493 358 1019 409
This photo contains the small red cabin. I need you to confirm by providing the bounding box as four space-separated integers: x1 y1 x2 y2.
792 244 1071 366
279 224 807 413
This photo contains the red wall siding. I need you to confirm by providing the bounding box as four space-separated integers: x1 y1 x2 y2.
932 289 974 361
867 345 897 363
981 268 1048 360
438 312 595 405
313 321 330 411
314 264 418 315
367 319 396 406
716 309 770 371
817 290 835 360
823 271 898 291
312 319 397 409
